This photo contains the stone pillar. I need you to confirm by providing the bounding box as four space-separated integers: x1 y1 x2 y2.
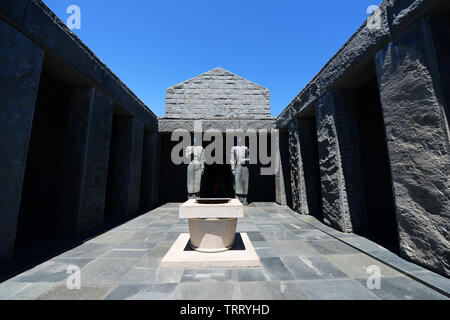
0 19 44 262
149 134 161 208
140 132 161 211
108 117 144 218
79 91 114 233
297 118 322 219
375 17 450 277
57 88 95 236
288 119 308 214
315 91 366 233
275 131 289 206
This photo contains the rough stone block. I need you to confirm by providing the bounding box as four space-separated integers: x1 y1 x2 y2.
375 16 450 277
315 91 367 233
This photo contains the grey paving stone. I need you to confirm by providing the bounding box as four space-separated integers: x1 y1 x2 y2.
101 248 150 259
245 231 265 242
135 255 162 269
181 269 235 283
325 253 403 279
254 246 279 258
260 257 294 281
367 250 425 273
268 240 319 257
106 283 177 300
236 268 267 282
291 230 335 241
8 283 57 300
283 256 349 280
87 231 135 244
279 281 309 300
58 243 114 259
307 240 360 255
236 223 259 232
114 242 157 250
239 281 284 300
355 277 448 300
298 279 379 300
340 236 390 253
410 271 450 295
121 267 184 284
127 232 164 243
37 284 114 300
13 258 94 283
174 282 237 300
261 228 300 241
145 242 173 258
0 281 30 299
81 260 137 285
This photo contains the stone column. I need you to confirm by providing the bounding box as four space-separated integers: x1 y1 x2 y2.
275 131 290 206
297 118 322 219
0 19 44 262
375 17 450 277
315 91 366 233
56 88 114 236
288 119 308 214
108 117 144 218
79 91 114 233
140 132 161 211
57 88 95 236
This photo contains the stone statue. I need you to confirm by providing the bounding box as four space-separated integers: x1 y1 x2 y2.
186 144 205 199
230 140 250 205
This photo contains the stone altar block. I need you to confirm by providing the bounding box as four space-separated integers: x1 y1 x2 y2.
160 198 260 268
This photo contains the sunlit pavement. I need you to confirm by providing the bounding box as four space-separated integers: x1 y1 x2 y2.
0 202 448 300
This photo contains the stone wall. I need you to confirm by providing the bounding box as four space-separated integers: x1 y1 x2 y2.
275 0 450 277
0 0 160 267
165 67 271 119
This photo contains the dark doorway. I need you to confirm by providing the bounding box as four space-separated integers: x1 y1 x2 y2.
14 72 72 258
353 77 399 253
201 164 233 198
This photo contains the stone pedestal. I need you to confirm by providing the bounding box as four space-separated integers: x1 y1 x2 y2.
180 199 243 253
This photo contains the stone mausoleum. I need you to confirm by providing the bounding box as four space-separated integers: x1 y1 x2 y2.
0 0 449 298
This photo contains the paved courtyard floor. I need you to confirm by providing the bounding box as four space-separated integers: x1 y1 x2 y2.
0 202 448 300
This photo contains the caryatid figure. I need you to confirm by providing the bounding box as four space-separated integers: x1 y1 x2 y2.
186 144 205 199
230 139 250 205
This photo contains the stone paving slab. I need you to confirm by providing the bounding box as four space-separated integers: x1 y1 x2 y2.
0 202 448 300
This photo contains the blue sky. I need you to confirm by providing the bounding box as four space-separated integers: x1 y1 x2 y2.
43 0 382 117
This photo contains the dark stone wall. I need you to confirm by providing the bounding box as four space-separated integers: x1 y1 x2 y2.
141 132 161 211
105 116 144 219
159 134 188 203
79 91 114 233
375 16 450 276
16 73 71 246
0 18 44 262
315 90 367 233
353 78 399 253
